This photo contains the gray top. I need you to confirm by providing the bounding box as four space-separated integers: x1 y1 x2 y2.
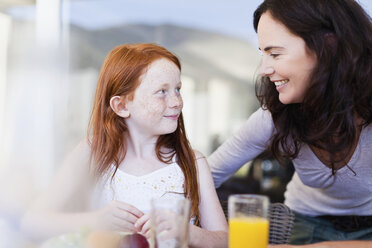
208 107 372 216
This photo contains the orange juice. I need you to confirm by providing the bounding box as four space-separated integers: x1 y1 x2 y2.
229 217 269 248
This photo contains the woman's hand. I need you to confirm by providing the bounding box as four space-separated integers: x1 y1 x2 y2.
92 200 144 232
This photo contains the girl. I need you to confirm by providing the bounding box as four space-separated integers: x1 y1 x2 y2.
209 0 372 245
21 43 228 248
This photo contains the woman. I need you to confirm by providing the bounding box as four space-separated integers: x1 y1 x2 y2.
209 0 372 245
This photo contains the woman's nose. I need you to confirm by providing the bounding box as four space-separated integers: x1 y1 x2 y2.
259 58 275 77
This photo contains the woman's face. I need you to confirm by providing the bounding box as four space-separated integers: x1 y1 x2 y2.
257 12 318 104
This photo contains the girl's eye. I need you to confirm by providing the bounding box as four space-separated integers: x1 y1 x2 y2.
176 87 181 93
271 54 280 58
157 89 166 94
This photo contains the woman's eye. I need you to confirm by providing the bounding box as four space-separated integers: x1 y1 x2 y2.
271 53 280 58
176 87 181 93
157 89 166 94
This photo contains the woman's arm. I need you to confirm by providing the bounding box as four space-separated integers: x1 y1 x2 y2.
20 140 143 241
269 241 372 248
188 151 228 248
208 107 274 187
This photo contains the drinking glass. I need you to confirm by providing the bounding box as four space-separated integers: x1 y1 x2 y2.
150 198 190 248
228 194 269 248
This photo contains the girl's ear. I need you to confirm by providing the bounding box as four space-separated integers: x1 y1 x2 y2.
109 96 130 118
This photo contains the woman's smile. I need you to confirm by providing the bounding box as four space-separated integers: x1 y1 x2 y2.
273 79 289 91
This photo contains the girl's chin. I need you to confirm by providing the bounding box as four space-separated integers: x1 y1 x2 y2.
159 127 178 135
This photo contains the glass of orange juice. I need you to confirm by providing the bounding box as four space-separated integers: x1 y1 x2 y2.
228 194 269 248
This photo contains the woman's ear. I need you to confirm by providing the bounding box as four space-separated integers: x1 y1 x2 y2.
109 96 130 118
324 33 338 55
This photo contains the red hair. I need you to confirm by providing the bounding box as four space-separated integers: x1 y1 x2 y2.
88 43 200 224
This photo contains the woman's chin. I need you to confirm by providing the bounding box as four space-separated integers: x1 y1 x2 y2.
278 95 291 105
278 94 301 105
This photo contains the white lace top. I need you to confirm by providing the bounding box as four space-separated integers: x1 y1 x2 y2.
92 162 186 214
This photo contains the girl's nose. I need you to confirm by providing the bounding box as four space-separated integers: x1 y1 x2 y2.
168 94 183 108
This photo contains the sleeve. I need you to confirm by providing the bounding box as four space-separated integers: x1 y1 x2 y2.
207 107 275 188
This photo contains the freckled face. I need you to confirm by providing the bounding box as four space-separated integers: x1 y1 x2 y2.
257 12 318 104
125 58 183 137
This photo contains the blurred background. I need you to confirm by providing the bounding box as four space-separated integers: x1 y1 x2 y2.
0 0 371 247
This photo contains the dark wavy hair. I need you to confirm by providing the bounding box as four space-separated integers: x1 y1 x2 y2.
253 0 372 173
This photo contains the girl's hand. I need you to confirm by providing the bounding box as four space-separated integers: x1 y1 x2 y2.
136 210 181 240
150 210 181 241
135 213 151 238
93 200 144 232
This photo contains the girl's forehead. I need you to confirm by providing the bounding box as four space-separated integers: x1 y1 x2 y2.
138 59 180 87
147 58 179 75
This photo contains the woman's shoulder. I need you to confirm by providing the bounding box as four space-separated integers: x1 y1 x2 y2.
253 106 273 121
361 123 372 142
237 107 275 139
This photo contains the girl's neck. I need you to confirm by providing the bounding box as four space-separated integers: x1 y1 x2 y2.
117 131 172 176
125 132 158 160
